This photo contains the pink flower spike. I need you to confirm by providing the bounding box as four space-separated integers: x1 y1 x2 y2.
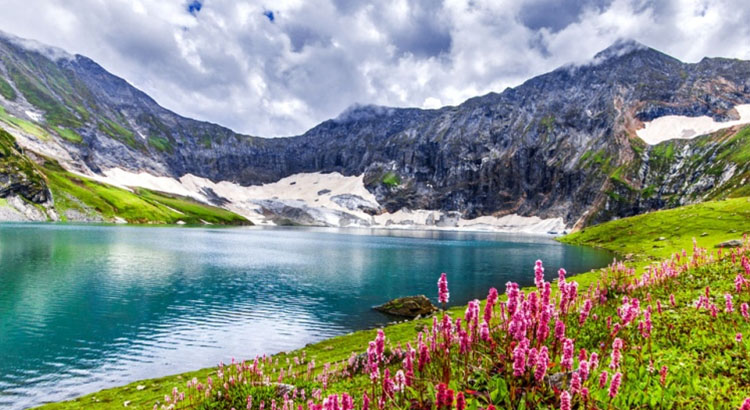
534 260 545 289
737 333 743 343
560 391 571 410
609 372 622 398
561 338 574 371
740 398 750 410
659 365 668 386
599 371 609 388
726 293 735 313
437 273 450 304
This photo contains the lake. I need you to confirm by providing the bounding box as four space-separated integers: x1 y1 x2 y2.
0 224 613 409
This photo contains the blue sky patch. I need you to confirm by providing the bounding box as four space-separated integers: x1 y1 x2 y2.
263 10 275 22
187 1 202 16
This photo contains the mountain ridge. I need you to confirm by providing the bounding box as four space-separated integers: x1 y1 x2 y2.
1 32 749 229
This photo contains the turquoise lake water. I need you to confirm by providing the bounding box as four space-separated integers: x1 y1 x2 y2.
0 224 613 409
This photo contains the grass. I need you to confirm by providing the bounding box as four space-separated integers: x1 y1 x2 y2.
53 126 83 143
0 106 50 140
98 118 138 148
382 172 401 187
33 196 750 409
148 135 172 153
42 160 250 225
0 76 16 100
559 197 750 261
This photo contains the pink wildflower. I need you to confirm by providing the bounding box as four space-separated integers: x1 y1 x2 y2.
737 333 743 343
610 338 623 369
570 371 581 395
535 346 549 382
726 293 735 313
579 298 593 325
669 294 676 307
437 273 450 304
362 394 370 410
560 391 571 410
659 365 668 386
394 370 406 392
742 303 749 320
740 398 750 410
484 287 498 323
736 273 745 293
375 329 385 361
456 392 466 410
589 352 599 369
561 338 574 371
609 372 622 398
554 319 566 341
578 360 590 381
480 321 491 343
534 259 545 289
513 341 528 376
599 371 609 388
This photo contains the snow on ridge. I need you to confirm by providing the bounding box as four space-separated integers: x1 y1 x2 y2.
636 104 750 145
82 167 567 234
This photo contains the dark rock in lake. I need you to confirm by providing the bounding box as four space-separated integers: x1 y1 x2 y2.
374 295 438 318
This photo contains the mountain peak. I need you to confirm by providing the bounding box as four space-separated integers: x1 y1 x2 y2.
0 29 74 62
593 38 649 61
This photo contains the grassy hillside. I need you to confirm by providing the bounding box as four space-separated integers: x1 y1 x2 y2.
560 197 750 260
34 198 750 410
0 126 250 225
42 159 249 225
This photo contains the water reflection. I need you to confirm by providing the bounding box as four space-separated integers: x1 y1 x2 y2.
0 223 612 409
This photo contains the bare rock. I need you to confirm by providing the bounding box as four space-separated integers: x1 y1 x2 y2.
374 295 438 318
715 239 744 248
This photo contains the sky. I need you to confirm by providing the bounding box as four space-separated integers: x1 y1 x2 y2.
1 0 749 137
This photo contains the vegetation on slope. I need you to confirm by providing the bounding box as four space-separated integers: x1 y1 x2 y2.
35 198 750 410
560 197 750 260
0 126 249 225
41 159 249 225
0 127 48 201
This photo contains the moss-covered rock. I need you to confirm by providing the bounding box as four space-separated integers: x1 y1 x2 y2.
374 295 438 318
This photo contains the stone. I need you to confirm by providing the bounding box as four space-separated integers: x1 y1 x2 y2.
715 239 743 248
374 295 438 318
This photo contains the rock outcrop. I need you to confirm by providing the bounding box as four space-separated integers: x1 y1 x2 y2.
374 295 438 318
2 34 750 228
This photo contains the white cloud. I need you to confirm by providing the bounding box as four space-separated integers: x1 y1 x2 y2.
0 0 749 137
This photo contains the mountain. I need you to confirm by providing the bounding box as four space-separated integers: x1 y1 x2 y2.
1 33 749 229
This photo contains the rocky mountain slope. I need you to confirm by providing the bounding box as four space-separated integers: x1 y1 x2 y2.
1 32 749 229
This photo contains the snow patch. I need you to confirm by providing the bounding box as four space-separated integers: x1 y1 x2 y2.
68 168 569 234
24 110 42 122
637 104 750 144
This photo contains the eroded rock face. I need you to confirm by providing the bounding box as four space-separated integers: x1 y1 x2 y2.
374 295 438 318
3 36 750 228
0 129 50 205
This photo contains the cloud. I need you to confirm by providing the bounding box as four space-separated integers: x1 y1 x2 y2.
0 0 749 137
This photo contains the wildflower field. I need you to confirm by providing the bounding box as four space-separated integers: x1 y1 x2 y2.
37 198 750 410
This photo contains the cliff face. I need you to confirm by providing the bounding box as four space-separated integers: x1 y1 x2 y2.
1 34 750 228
